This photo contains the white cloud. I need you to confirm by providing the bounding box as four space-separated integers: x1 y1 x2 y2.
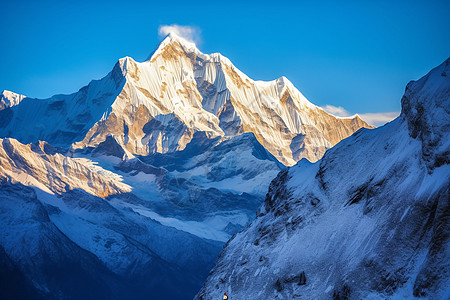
358 111 400 127
322 104 399 127
158 24 201 45
321 105 351 117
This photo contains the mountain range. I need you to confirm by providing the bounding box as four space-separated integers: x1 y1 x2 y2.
3 33 446 300
0 33 372 299
0 33 372 165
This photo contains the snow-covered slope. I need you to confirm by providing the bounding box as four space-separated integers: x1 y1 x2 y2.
197 59 450 299
0 132 280 298
0 90 26 110
0 33 371 165
0 138 130 197
0 138 224 299
0 64 125 146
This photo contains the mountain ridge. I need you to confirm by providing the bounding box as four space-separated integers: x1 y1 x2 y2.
0 33 372 166
197 57 450 299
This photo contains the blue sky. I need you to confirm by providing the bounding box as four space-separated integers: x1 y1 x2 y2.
1 0 449 125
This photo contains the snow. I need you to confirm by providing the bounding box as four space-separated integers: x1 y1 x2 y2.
198 58 450 299
126 204 240 242
201 170 280 195
0 90 27 109
399 206 410 222
147 32 201 62
0 30 371 166
0 32 413 300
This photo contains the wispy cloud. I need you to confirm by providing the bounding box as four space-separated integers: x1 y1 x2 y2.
322 104 399 127
321 104 351 117
358 111 400 127
158 24 202 45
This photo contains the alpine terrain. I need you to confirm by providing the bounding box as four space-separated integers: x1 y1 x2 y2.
197 58 450 299
0 33 372 299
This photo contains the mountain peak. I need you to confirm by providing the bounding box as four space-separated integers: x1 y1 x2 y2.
0 90 26 110
401 57 449 169
401 57 449 124
1 90 24 98
146 33 199 61
0 36 373 166
166 32 196 46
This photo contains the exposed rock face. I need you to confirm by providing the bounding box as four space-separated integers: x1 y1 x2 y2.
0 33 372 166
197 59 450 299
91 134 126 158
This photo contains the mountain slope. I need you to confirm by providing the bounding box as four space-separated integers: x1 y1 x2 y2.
0 130 279 299
197 59 450 299
0 138 223 299
0 63 124 146
0 138 130 197
0 33 372 166
0 90 26 110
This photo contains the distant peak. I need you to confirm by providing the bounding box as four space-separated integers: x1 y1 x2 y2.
0 90 26 110
1 90 22 97
1 90 26 100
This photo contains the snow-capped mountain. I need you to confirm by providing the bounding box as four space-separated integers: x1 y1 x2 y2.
0 33 371 166
0 135 272 299
0 90 26 110
197 58 450 299
0 137 226 299
0 33 373 299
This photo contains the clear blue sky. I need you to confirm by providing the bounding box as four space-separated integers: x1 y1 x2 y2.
1 0 449 117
